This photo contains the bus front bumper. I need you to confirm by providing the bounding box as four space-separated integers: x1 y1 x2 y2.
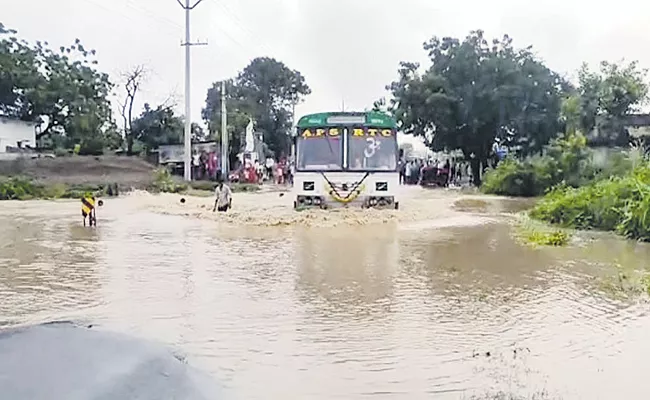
294 195 398 209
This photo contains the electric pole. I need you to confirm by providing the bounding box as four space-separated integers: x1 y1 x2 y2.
220 80 228 180
177 0 207 181
290 101 296 163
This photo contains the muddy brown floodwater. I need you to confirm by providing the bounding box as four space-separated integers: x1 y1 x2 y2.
1 186 650 399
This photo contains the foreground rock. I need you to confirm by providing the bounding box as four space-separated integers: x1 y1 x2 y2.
0 321 224 400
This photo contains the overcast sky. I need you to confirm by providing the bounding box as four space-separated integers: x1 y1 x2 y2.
3 0 650 126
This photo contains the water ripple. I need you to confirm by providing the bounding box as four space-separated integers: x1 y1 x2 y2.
2 194 650 399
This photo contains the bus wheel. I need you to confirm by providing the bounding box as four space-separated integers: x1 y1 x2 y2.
394 202 399 210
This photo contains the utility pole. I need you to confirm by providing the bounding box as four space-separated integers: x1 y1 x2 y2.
220 81 228 180
177 0 207 181
290 101 296 163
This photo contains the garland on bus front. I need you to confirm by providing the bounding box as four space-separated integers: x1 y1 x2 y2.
325 182 365 203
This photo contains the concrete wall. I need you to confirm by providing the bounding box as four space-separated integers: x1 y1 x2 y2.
0 118 36 153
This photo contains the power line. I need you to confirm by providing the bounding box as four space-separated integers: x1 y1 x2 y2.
85 0 248 52
84 0 180 39
207 0 274 56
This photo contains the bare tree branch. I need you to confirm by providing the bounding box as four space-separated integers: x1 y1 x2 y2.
118 65 147 153
161 87 180 109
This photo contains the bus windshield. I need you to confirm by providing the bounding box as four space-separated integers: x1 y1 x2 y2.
296 128 343 171
347 127 398 171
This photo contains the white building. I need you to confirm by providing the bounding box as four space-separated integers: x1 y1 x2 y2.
0 116 37 153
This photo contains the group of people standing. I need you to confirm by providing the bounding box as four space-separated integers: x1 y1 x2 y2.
399 158 472 187
248 157 293 185
191 149 220 181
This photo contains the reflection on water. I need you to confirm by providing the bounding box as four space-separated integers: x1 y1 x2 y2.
295 226 398 319
0 214 101 326
1 194 650 399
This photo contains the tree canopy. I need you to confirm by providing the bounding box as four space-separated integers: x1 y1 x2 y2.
385 30 650 185
575 61 648 146
202 57 311 162
0 22 114 151
4 22 647 165
130 103 183 151
387 30 567 184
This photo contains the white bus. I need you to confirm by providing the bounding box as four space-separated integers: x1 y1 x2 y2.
292 111 399 209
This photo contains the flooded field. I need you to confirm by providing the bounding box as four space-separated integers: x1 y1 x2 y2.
1 187 649 399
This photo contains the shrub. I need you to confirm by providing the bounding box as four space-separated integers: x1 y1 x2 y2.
78 137 105 156
530 162 650 241
482 157 546 197
0 177 39 200
524 229 570 247
149 168 186 193
0 178 117 201
482 132 640 197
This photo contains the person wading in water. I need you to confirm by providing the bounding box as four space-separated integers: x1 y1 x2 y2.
212 181 232 212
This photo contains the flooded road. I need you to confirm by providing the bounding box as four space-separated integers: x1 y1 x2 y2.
1 188 650 399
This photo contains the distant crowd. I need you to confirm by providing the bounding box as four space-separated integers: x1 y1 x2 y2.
188 148 294 185
188 148 474 188
399 158 473 187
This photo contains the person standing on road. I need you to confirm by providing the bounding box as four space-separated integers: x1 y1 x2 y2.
191 150 200 180
212 181 232 212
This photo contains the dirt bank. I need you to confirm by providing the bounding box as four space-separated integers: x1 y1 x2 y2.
0 156 156 187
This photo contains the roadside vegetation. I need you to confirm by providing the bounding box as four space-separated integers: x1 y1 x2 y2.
483 136 650 242
0 167 261 200
512 215 571 247
0 176 119 200
149 168 260 196
481 132 595 197
530 155 650 241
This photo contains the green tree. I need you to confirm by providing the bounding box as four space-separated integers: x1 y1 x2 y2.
0 23 113 147
191 122 207 142
203 57 311 160
202 79 248 165
131 103 183 151
578 60 648 146
560 94 582 135
388 31 566 184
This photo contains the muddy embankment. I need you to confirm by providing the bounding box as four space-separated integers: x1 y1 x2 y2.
0 156 157 188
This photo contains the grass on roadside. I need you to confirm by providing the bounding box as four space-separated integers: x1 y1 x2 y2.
512 215 571 247
0 176 120 200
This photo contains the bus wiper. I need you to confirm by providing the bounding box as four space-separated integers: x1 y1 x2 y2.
323 129 336 166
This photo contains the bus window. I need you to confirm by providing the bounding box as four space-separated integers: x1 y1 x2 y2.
296 134 343 171
347 128 397 171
